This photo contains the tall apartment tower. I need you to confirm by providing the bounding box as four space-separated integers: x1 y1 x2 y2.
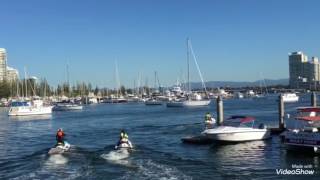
289 51 320 89
0 48 7 81
289 52 308 88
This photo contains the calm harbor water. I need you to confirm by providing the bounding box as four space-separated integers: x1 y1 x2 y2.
0 95 319 179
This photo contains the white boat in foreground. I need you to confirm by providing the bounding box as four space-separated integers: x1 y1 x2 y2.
282 107 320 153
202 116 270 142
282 93 299 103
8 99 53 116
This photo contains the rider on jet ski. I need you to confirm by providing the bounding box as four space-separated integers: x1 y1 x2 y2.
56 128 65 146
117 129 132 148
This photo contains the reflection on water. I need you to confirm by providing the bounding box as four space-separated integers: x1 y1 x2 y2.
212 140 269 169
8 114 52 121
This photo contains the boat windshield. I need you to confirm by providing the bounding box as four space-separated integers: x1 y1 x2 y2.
11 102 29 107
223 116 255 127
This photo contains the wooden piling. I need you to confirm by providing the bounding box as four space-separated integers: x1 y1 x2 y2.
278 94 285 130
311 92 317 107
217 96 224 126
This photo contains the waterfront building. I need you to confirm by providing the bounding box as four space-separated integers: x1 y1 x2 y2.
0 48 7 81
289 51 320 89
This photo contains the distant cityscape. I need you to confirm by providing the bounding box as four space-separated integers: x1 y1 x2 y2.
3 47 320 93
0 48 19 82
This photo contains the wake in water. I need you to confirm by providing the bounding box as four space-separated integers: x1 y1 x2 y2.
7 147 89 180
119 159 192 180
46 154 68 165
101 149 131 166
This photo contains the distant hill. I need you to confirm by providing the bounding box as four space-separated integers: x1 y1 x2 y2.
187 79 289 89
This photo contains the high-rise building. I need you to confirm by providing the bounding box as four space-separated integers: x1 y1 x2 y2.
289 51 320 89
0 48 7 81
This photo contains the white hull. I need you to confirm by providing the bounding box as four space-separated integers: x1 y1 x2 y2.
145 100 163 105
283 97 299 102
48 141 71 154
202 126 270 142
183 100 210 106
8 106 53 116
166 100 210 107
282 94 299 103
115 140 133 150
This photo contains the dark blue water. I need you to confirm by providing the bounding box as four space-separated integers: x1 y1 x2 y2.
0 95 319 179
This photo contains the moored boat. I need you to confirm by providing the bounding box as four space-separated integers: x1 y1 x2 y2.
8 98 53 116
145 98 163 105
282 93 299 103
53 103 83 111
282 107 320 153
202 116 270 142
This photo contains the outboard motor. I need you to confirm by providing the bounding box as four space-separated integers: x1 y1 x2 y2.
259 123 267 129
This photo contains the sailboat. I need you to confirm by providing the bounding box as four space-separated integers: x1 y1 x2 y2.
106 61 128 103
167 38 210 107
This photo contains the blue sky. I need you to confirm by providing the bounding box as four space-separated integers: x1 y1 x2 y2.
1 0 320 88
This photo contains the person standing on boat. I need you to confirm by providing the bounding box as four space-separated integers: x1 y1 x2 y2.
205 112 216 129
56 128 65 145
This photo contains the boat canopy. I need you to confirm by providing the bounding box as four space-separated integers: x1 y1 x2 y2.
227 116 255 123
297 107 320 112
295 116 320 121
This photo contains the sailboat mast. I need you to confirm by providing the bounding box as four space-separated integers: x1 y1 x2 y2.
115 60 120 97
154 71 157 91
24 67 27 98
187 38 190 94
66 62 70 97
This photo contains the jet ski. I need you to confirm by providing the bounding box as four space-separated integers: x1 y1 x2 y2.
114 140 133 150
48 141 71 155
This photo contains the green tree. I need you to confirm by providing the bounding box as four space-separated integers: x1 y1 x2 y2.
0 81 10 98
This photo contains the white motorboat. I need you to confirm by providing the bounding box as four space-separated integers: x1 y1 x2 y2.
282 107 320 153
48 141 71 155
8 99 53 116
282 93 299 103
202 116 270 142
53 103 83 111
145 98 163 105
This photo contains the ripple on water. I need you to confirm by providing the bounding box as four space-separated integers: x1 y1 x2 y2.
118 159 192 180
